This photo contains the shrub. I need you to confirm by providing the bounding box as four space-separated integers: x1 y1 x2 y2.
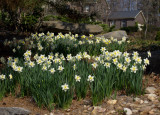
121 26 138 33
43 15 55 21
121 22 138 33
21 15 38 31
109 25 115 32
155 31 160 41
99 24 109 32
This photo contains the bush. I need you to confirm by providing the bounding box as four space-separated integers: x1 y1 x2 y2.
121 26 138 34
99 24 109 32
109 25 115 32
121 22 138 34
155 31 160 41
21 15 38 31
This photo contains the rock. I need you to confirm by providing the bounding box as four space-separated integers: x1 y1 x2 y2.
147 94 157 101
134 97 144 104
105 110 116 115
88 107 94 111
144 100 149 104
0 107 31 115
140 105 155 113
149 108 160 115
146 87 157 94
91 106 106 115
97 30 128 41
50 113 54 115
115 105 123 110
124 108 132 115
83 99 92 105
83 110 88 113
140 111 148 115
149 109 155 115
107 99 117 105
40 21 103 35
66 109 70 112
84 105 87 108
132 109 139 113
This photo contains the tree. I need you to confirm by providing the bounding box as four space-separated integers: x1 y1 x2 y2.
0 0 46 31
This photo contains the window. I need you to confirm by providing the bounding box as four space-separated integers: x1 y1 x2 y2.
84 5 90 12
121 20 127 27
110 21 115 27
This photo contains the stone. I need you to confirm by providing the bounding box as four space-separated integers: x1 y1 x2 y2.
145 87 157 94
84 105 87 108
124 108 132 115
149 109 155 115
96 30 128 41
91 106 106 115
66 109 70 112
147 94 157 101
140 111 148 115
83 99 92 105
115 105 123 110
132 109 139 113
105 110 116 115
40 21 103 35
134 97 144 104
0 107 31 115
140 105 155 113
83 110 88 113
144 100 149 104
107 99 117 105
88 107 94 111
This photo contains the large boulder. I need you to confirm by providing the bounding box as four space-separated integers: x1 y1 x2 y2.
0 107 31 115
39 21 103 35
97 30 128 40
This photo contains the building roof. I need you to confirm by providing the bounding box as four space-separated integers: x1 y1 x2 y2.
108 10 142 20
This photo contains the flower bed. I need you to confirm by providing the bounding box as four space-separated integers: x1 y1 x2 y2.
0 33 151 110
3 32 127 57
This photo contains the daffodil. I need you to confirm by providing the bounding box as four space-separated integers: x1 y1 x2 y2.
42 66 47 71
125 57 131 64
16 66 23 72
29 61 35 68
144 58 149 65
87 75 94 82
117 63 123 69
9 74 13 79
73 64 76 70
122 66 127 72
92 62 98 69
0 74 5 80
147 51 151 57
49 68 55 74
113 58 118 64
100 47 106 52
75 75 81 82
61 83 69 92
130 65 138 73
104 62 111 68
58 66 64 72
